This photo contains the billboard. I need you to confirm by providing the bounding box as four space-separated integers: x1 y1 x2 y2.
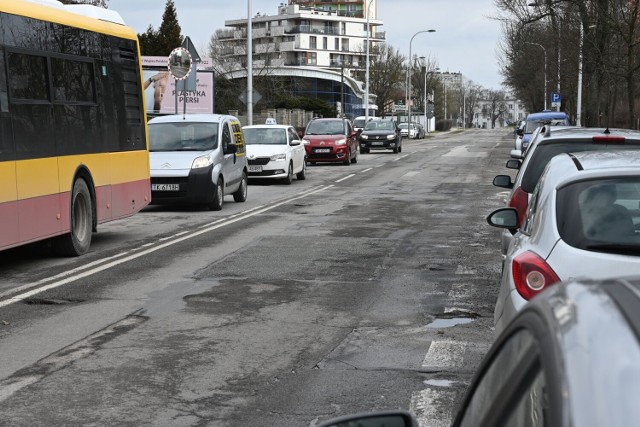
142 57 215 115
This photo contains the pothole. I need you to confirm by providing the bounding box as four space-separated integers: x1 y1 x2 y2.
22 298 86 305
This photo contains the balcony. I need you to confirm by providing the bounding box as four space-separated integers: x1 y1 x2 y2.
286 25 341 36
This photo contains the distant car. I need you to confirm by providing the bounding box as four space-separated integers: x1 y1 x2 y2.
352 115 380 133
321 276 640 427
148 114 248 211
243 124 306 184
415 123 426 139
488 150 640 333
398 123 418 139
494 126 640 256
302 118 359 165
518 111 571 152
358 118 402 154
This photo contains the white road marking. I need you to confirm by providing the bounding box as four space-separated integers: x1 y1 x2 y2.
442 145 488 158
455 265 476 275
360 168 373 173
335 174 355 183
422 340 467 370
0 185 333 308
410 388 455 427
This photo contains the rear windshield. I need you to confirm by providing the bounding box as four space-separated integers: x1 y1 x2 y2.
522 142 640 193
243 128 287 145
353 119 366 128
149 122 219 151
557 178 640 254
525 118 567 133
365 121 395 131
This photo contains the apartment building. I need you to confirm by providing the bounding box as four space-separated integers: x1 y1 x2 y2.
216 1 383 117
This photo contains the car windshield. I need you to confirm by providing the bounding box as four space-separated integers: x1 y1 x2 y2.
148 122 219 151
522 141 640 193
557 178 640 253
364 121 395 131
398 123 408 129
353 119 366 128
305 120 346 135
243 128 287 145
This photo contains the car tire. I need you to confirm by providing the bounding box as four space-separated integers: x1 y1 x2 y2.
233 172 248 202
398 143 402 153
360 146 368 154
283 162 293 185
53 178 93 256
209 177 224 211
343 151 351 166
296 161 307 180
393 143 399 154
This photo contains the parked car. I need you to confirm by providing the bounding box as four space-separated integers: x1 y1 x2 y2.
302 118 359 165
398 123 419 139
148 114 248 211
353 115 380 133
358 118 402 154
415 123 426 139
517 111 571 152
488 150 640 333
494 126 640 255
243 124 306 184
321 276 640 427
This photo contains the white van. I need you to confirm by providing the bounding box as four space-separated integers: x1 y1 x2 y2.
148 114 248 210
353 116 380 133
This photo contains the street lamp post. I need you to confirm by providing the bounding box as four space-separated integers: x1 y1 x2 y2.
364 0 373 122
577 23 583 126
247 0 253 125
406 29 435 129
525 41 547 110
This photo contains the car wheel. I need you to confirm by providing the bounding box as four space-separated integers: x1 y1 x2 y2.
393 144 398 153
398 143 402 153
296 161 307 180
209 177 224 211
343 151 351 165
233 172 248 202
359 146 367 154
283 162 293 185
53 178 93 256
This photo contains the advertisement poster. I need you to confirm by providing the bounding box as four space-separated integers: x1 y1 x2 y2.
142 69 214 115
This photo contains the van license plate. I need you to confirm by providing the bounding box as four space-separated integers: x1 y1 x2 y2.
152 183 180 191
248 165 262 172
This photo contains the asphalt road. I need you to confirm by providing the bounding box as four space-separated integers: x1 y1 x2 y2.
0 128 512 427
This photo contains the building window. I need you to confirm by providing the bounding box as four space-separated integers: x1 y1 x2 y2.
323 37 328 50
335 38 339 50
310 36 317 49
341 38 349 52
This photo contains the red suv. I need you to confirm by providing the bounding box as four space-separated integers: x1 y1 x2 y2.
302 118 359 165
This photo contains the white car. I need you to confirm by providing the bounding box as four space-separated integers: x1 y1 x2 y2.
487 150 640 334
243 124 306 184
398 123 418 139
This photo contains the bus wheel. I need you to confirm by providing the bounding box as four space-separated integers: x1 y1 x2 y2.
54 179 93 256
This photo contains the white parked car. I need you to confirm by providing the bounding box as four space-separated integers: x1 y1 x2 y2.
398 122 418 139
148 114 248 211
243 124 306 184
487 150 640 334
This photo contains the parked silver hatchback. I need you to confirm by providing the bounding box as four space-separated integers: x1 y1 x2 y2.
488 150 640 334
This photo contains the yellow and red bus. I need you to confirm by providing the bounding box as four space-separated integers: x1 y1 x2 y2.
0 0 151 256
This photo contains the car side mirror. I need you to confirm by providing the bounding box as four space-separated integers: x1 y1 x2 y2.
290 139 301 146
224 143 238 155
317 411 419 427
493 174 513 189
506 159 521 170
487 208 519 230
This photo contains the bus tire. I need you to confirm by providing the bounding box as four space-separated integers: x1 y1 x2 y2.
53 178 93 256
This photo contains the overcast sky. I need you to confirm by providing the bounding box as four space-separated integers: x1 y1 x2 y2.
108 0 505 90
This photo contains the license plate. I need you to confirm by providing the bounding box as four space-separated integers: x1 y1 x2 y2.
152 183 179 191
314 148 331 153
248 165 263 172
372 141 384 146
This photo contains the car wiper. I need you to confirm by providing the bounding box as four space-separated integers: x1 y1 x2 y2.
585 243 640 255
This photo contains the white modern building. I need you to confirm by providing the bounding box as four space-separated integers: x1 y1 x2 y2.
215 0 383 117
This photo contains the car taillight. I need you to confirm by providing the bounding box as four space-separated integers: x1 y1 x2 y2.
512 251 560 300
592 135 625 143
508 186 529 227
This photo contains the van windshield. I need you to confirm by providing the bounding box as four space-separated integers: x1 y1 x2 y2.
149 122 219 151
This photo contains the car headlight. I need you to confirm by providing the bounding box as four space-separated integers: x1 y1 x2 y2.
270 153 286 161
334 138 347 145
302 139 310 145
360 134 369 140
192 155 213 169
387 134 395 140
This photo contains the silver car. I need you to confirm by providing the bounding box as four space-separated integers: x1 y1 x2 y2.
488 150 640 333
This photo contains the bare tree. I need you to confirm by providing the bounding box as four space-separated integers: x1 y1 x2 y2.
367 43 406 116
